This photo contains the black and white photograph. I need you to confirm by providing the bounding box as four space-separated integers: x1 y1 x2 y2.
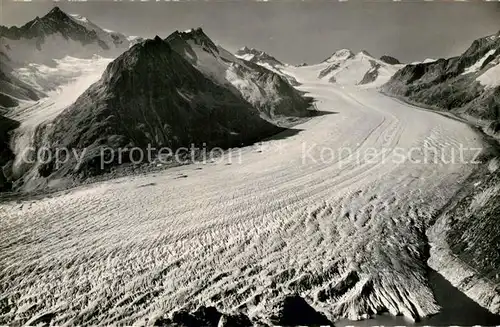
1 0 500 325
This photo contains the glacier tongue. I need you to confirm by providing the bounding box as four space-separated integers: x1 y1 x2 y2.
7 56 112 181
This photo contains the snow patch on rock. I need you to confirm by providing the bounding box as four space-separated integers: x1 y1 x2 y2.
477 60 500 88
462 49 496 75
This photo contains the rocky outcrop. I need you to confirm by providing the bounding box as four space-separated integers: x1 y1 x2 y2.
270 295 333 326
380 55 401 65
0 115 19 191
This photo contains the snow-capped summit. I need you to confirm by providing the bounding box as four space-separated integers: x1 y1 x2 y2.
166 27 219 55
0 6 132 64
322 49 355 62
318 49 401 87
235 46 284 67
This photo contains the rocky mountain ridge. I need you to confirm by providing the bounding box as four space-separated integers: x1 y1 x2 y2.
382 31 500 135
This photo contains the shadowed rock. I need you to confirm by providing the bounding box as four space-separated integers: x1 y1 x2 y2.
380 55 401 65
271 295 334 326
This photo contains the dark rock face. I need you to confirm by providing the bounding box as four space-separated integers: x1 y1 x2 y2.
166 28 219 59
441 163 500 286
0 115 19 166
270 295 333 326
380 55 401 65
31 36 283 179
318 63 341 79
0 115 19 191
382 32 500 124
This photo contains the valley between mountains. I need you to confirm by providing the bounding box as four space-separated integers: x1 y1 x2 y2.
1 6 500 327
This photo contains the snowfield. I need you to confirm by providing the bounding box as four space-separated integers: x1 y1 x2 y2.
0 63 484 325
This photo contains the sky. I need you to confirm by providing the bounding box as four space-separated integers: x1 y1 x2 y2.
1 1 500 64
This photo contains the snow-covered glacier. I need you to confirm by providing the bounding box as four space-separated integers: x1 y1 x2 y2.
0 62 487 325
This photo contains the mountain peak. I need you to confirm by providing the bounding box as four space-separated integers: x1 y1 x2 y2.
166 27 218 54
45 6 69 19
324 49 354 62
141 36 169 51
180 27 206 37
358 50 372 57
49 6 64 14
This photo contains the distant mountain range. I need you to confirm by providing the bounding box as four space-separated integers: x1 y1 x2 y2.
0 115 19 191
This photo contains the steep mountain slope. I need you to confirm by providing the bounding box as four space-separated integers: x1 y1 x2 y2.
19 36 283 186
166 29 313 120
0 51 42 110
380 55 401 65
318 49 402 87
0 115 19 191
0 7 130 65
382 31 500 134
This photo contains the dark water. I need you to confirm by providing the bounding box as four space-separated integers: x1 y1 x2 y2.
336 270 500 326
